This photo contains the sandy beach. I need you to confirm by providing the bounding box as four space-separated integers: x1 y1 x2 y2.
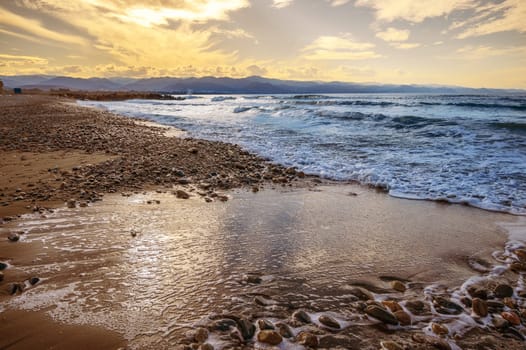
1 95 526 350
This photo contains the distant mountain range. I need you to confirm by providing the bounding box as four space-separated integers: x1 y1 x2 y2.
1 74 523 94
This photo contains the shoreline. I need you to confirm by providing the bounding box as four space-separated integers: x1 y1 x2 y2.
1 95 526 349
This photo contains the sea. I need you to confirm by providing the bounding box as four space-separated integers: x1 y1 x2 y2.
79 93 526 215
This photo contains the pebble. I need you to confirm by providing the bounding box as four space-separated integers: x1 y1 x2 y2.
318 314 340 329
257 319 274 330
257 330 282 345
67 199 76 208
297 332 318 347
175 190 190 199
515 248 526 262
492 315 509 329
198 344 213 350
494 283 513 298
501 311 521 326
211 319 237 331
349 286 374 301
275 322 293 338
7 232 20 242
0 271 3 282
390 280 406 292
380 340 404 350
394 310 411 326
433 297 463 315
431 322 449 335
236 318 255 340
365 305 398 325
293 310 312 324
472 298 488 317
467 285 488 299
29 277 40 285
412 334 451 350
245 274 262 284
381 300 402 312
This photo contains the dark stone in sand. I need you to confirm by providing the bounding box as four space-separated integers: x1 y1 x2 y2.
318 314 340 329
199 344 214 350
472 298 488 317
257 330 282 345
0 262 7 270
7 232 19 242
433 297 464 315
175 190 190 199
319 335 360 349
365 305 398 325
394 310 411 326
211 319 237 331
390 280 406 292
492 316 509 329
494 283 514 298
467 285 488 299
245 275 262 284
0 271 3 282
486 300 504 311
297 332 318 347
275 322 293 338
293 310 312 324
348 286 374 301
9 283 23 295
236 318 255 340
257 319 274 330
29 277 40 285
461 296 472 307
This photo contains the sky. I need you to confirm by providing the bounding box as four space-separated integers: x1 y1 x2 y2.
0 0 525 88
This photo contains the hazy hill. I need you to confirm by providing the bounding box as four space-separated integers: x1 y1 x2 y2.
1 74 523 94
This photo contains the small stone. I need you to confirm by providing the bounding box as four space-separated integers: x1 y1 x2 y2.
380 340 404 350
365 305 398 325
236 318 255 340
79 201 88 207
431 322 449 335
194 328 209 343
212 319 237 331
318 314 340 329
390 280 406 292
245 275 262 284
67 199 76 208
349 287 374 300
494 284 513 298
0 262 7 270
501 311 521 326
467 285 488 299
217 195 228 202
251 186 259 193
188 147 198 154
510 262 526 272
382 300 402 313
275 322 293 338
257 319 274 330
297 332 318 347
394 310 411 326
503 297 516 309
130 230 138 237
199 344 213 350
293 310 312 323
257 330 282 345
405 300 429 315
472 298 488 317
7 232 19 242
29 277 40 285
175 190 190 199
492 315 509 329
0 271 3 282
433 297 463 315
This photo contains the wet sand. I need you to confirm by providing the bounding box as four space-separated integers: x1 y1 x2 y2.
1 95 526 349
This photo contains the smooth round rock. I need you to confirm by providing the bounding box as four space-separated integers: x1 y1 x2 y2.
472 298 488 317
7 233 19 242
365 305 398 325
275 322 293 338
0 262 8 270
175 190 190 199
293 310 312 324
257 330 282 345
29 277 40 285
501 311 521 326
390 280 406 292
394 310 411 326
494 284 514 298
318 314 341 329
382 300 402 313
297 332 318 347
257 319 274 330
431 322 449 335
236 318 255 340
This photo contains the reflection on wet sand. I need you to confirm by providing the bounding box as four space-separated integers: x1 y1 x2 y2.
0 185 524 349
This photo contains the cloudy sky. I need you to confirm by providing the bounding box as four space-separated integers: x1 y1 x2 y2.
0 0 525 88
